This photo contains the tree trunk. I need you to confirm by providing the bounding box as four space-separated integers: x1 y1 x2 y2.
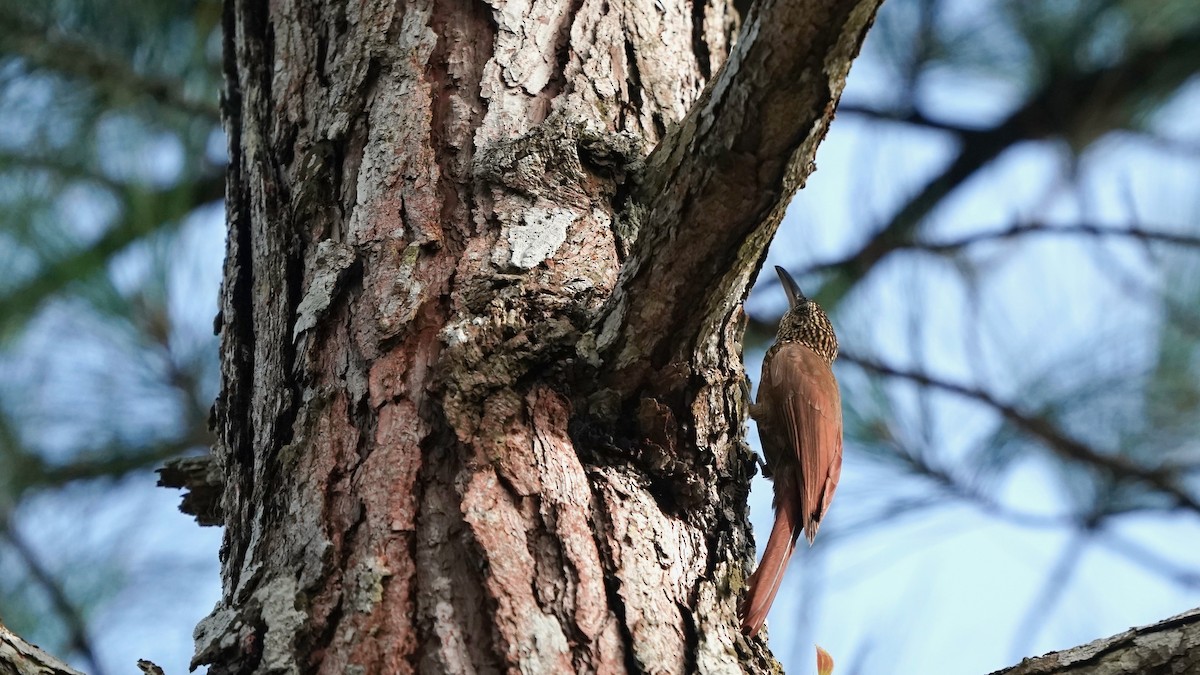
198 0 881 672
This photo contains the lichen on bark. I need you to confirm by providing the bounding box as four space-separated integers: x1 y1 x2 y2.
197 0 882 672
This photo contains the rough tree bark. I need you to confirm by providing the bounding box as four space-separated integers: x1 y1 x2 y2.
195 0 881 672
0 619 84 675
988 608 1200 675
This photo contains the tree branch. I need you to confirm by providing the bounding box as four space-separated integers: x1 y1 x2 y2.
842 353 1200 514
0 521 104 675
811 26 1200 309
894 445 1077 530
0 6 220 121
1098 530 1200 589
989 607 1200 675
599 0 885 393
804 221 1200 273
0 172 224 332
1010 531 1090 659
31 439 203 489
0 618 85 675
837 101 988 136
737 220 1200 305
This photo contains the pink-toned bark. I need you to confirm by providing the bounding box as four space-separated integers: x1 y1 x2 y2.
198 0 881 672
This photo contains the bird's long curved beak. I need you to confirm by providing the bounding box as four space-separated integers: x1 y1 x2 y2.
774 266 805 309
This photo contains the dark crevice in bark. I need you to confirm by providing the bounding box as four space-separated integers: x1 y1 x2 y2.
398 533 424 673
545 0 586 103
218 0 243 128
416 436 501 672
329 1 349 48
243 0 300 469
218 54 252 465
690 0 712 80
556 545 599 672
588 477 641 675
355 59 384 135
286 126 307 175
732 0 753 26
679 598 700 675
314 27 330 87
428 0 493 255
259 19 276 109
340 113 369 217
307 577 346 673
242 616 267 673
328 142 347 227
472 486 520 671
621 34 645 133
351 373 374 464
217 0 261 595
572 407 704 522
327 61 381 242
278 255 304 450
568 416 629 467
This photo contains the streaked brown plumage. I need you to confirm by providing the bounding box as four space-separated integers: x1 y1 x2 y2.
741 266 843 637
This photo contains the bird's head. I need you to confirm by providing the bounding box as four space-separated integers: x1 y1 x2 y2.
774 265 838 364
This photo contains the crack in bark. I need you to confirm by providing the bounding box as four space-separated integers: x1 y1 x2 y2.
588 471 642 675
201 0 883 672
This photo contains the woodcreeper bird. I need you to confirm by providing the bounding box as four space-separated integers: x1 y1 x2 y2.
741 266 843 636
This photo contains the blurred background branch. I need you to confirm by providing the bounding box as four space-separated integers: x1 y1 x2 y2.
0 0 224 669
742 0 1200 671
843 353 1200 512
0 514 104 675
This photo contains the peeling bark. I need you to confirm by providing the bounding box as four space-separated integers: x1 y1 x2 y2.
201 0 881 673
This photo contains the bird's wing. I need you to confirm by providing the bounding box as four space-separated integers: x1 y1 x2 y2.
770 343 843 542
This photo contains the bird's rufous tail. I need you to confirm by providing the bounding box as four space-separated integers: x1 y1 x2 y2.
740 489 801 636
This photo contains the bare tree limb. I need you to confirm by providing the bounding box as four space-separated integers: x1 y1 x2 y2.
803 222 1200 271
0 173 224 332
842 353 1200 514
29 439 203 489
812 26 1200 308
1097 530 1200 589
739 221 1200 305
840 103 1200 160
989 607 1200 675
893 445 1077 529
1010 531 1090 661
0 618 85 675
837 102 988 136
0 149 125 193
599 0 885 393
